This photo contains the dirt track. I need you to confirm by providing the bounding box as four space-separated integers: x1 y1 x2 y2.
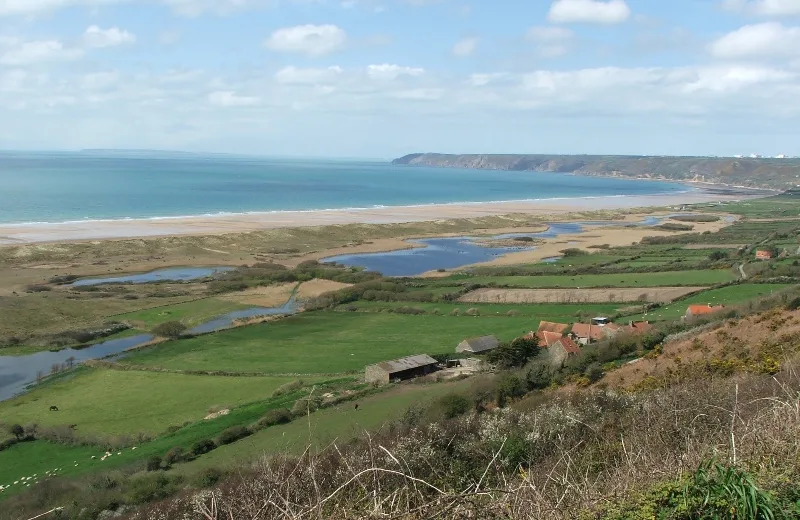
459 287 708 304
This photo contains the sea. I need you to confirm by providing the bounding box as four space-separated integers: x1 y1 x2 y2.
0 151 691 225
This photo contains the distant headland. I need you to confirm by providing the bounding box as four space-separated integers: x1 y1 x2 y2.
392 153 800 190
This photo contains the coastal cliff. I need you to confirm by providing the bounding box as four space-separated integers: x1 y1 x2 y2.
392 153 800 190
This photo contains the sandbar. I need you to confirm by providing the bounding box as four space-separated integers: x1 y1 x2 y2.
0 189 765 245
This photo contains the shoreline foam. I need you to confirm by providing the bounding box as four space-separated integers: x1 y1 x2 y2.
0 189 765 245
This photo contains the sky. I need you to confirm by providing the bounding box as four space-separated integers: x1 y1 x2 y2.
0 0 799 158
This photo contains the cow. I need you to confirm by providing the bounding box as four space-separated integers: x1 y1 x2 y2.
49 405 59 411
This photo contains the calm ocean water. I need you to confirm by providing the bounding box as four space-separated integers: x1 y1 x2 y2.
0 151 690 225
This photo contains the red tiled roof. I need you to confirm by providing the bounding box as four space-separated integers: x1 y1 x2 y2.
537 321 569 334
687 304 725 316
629 321 653 333
570 323 607 341
556 337 581 355
540 331 563 348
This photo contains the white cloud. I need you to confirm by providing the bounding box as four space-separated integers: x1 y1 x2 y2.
83 25 136 48
0 0 265 17
709 22 800 57
452 37 478 57
722 0 800 16
208 90 260 107
526 26 574 57
264 24 347 57
548 0 631 24
0 39 83 65
274 65 343 84
366 64 425 80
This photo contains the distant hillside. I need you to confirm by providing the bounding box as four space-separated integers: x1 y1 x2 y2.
392 153 800 190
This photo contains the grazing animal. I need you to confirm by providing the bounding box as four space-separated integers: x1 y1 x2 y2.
69 424 77 430
49 406 59 411
354 404 359 411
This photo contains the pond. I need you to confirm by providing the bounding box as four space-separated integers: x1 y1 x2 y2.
321 220 663 277
184 297 297 335
70 266 235 287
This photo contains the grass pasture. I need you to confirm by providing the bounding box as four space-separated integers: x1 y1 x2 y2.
339 301 624 319
631 284 793 321
117 298 251 330
123 311 540 374
458 286 707 304
0 368 309 437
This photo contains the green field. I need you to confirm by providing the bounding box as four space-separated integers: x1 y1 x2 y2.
630 284 793 321
452 269 735 288
0 368 309 436
123 311 537 374
339 301 623 319
117 298 250 329
180 377 481 472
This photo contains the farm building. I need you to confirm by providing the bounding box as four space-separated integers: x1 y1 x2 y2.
685 304 725 319
626 321 653 334
537 330 564 348
548 337 581 367
570 323 611 345
365 354 439 384
755 250 772 261
456 335 500 354
537 321 569 334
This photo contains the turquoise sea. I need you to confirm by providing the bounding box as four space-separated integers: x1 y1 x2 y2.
0 151 691 225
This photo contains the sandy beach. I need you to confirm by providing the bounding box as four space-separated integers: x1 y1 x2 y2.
0 189 763 245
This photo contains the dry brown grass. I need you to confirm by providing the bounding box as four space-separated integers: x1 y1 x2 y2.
459 286 707 304
218 284 296 308
295 280 353 302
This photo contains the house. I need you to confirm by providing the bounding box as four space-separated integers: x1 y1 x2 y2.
538 330 564 348
625 321 653 334
456 335 499 354
685 304 725 320
365 354 439 384
570 323 612 345
548 336 581 367
756 250 772 261
537 321 569 334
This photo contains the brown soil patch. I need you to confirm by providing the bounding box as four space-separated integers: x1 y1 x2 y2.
459 287 707 304
601 309 800 389
218 284 296 307
296 279 352 300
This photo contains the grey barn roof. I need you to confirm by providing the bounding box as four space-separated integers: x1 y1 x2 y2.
369 354 439 374
458 335 499 353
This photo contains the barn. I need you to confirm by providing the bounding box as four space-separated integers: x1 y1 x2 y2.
365 354 439 384
456 335 500 354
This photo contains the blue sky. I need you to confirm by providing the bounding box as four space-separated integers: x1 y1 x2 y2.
0 0 799 158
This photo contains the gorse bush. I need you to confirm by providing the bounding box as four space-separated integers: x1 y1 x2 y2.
151 321 187 339
216 426 250 446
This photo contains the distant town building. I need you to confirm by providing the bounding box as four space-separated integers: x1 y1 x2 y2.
755 250 773 261
685 304 725 320
456 335 499 354
365 354 439 384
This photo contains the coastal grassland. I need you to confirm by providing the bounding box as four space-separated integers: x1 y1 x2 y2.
692 189 800 218
178 376 484 473
0 368 313 437
121 311 536 374
115 298 252 330
440 269 736 288
630 283 793 321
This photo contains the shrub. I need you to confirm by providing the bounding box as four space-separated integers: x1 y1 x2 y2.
9 423 24 440
438 394 471 419
258 408 292 429
163 446 185 467
291 398 319 416
585 362 604 383
25 284 52 293
525 363 553 390
125 474 181 505
488 337 540 369
216 425 250 445
560 248 588 257
146 456 162 472
194 467 223 488
152 321 187 339
271 380 304 397
449 308 461 316
464 308 480 316
496 374 527 406
191 438 216 456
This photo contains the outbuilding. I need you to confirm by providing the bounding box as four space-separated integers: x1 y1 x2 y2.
456 335 500 354
365 354 439 384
